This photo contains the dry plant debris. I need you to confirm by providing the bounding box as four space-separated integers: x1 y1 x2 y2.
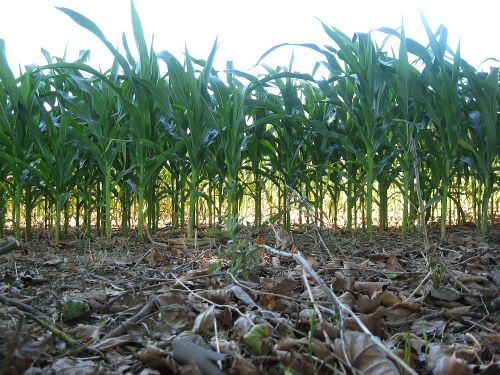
0 225 499 374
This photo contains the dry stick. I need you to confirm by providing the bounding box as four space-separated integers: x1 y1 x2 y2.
258 244 418 375
171 273 255 324
302 269 324 322
213 315 223 371
132 247 155 269
411 137 430 252
400 271 432 304
0 293 45 317
0 305 79 347
25 311 79 347
0 237 20 256
103 297 157 340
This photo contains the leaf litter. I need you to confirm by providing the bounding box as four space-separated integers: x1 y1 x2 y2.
0 224 499 374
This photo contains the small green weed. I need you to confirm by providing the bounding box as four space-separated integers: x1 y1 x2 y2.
209 239 260 280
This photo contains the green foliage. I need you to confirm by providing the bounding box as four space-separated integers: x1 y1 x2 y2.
0 4 498 243
242 323 272 354
211 239 260 280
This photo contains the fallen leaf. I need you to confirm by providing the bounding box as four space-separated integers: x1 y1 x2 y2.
356 293 381 313
334 330 399 375
138 347 176 372
275 350 315 375
354 281 386 297
412 319 446 335
242 324 272 354
51 358 100 375
431 353 472 375
192 305 215 333
230 355 258 375
256 235 266 245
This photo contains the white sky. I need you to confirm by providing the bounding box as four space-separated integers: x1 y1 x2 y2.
0 0 499 75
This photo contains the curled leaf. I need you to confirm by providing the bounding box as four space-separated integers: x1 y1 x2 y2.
334 330 399 375
242 324 272 354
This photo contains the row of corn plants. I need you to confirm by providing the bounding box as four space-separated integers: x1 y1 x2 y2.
0 3 498 245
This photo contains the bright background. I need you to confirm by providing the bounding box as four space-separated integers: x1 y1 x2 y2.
1 0 499 74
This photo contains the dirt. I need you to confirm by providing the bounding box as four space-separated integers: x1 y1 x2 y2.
0 225 499 374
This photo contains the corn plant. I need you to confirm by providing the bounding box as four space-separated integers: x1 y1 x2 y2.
205 67 249 235
0 44 40 240
58 2 178 238
459 64 499 237
406 17 464 239
381 24 426 238
157 43 218 237
27 87 79 245
0 8 498 242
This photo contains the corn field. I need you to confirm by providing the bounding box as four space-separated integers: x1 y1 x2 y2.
0 4 499 245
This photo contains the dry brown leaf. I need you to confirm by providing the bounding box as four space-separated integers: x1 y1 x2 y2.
431 354 472 375
264 277 300 295
179 363 203 375
412 319 446 335
304 255 319 267
430 286 462 302
395 302 422 312
343 314 386 339
145 248 168 264
138 347 177 372
386 254 399 270
334 330 399 375
332 272 353 292
192 305 215 333
357 293 381 313
255 234 266 246
379 290 401 306
485 333 500 345
354 281 386 297
230 285 257 309
198 289 232 305
260 294 286 311
337 291 356 308
230 355 259 375
275 350 315 375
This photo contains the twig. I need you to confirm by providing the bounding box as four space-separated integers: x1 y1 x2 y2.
0 237 20 255
0 293 44 317
171 273 254 324
302 269 324 322
213 315 222 370
26 311 79 347
103 297 156 340
132 247 154 269
401 271 431 304
0 305 79 347
411 137 429 252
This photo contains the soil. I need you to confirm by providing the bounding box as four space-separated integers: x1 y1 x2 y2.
0 224 499 374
